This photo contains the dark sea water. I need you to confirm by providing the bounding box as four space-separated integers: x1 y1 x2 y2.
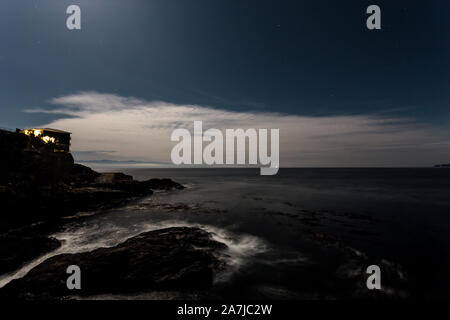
3 168 450 299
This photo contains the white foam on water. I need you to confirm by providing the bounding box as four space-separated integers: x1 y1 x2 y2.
136 220 269 281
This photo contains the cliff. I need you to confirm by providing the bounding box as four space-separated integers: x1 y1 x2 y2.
0 129 183 230
0 129 184 275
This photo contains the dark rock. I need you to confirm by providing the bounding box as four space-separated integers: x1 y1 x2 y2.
59 186 142 212
67 163 101 185
95 172 133 185
0 129 74 188
0 232 61 275
1 227 227 299
141 178 185 190
0 129 184 230
0 129 185 276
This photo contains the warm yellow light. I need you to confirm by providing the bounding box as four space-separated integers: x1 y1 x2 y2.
33 130 42 137
42 136 55 144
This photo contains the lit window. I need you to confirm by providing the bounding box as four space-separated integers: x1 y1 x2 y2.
42 136 55 144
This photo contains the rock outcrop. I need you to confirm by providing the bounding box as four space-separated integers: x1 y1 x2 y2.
1 227 227 300
0 129 185 275
0 129 184 230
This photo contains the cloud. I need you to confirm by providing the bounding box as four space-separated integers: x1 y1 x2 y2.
24 91 450 167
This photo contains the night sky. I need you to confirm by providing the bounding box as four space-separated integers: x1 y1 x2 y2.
0 0 449 166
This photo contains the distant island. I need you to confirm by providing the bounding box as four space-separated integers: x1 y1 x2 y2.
434 164 450 168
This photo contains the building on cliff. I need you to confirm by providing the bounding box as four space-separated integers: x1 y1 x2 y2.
17 128 71 153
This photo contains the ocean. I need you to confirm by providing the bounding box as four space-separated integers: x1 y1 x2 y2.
3 168 450 299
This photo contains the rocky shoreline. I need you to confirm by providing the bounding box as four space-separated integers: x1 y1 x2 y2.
0 129 227 296
1 227 227 299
